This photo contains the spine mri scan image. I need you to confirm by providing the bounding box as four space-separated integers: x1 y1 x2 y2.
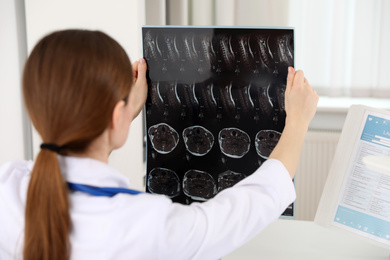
143 26 294 216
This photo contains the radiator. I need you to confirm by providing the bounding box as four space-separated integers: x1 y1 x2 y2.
294 129 341 221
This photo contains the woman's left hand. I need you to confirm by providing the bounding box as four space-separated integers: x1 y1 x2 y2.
130 58 148 120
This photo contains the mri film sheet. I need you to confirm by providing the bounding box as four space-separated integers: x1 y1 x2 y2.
143 26 294 217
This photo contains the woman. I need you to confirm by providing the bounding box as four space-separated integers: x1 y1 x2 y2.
0 29 318 260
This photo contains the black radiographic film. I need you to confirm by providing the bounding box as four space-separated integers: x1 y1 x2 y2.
142 26 294 217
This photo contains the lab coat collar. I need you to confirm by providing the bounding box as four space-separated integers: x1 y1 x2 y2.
57 155 131 189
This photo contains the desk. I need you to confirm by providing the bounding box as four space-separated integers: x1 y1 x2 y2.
223 219 389 260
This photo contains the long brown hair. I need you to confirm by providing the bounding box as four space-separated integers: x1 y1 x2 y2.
22 29 133 260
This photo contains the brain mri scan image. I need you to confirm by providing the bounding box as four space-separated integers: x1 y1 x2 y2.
183 125 214 156
143 26 294 217
183 169 217 201
218 128 251 158
255 130 282 159
147 167 181 198
217 170 246 191
148 123 179 154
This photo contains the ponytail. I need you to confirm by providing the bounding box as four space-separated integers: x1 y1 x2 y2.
24 149 70 260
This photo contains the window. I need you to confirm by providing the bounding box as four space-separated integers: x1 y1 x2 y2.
146 0 390 98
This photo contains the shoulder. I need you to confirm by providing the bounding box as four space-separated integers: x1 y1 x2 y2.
0 159 33 184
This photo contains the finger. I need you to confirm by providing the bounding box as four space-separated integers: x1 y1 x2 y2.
136 58 147 83
132 60 139 70
293 70 305 88
132 61 139 82
304 78 316 95
286 66 295 90
304 77 310 84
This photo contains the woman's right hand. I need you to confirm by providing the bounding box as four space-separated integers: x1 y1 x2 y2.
284 67 319 130
268 67 319 178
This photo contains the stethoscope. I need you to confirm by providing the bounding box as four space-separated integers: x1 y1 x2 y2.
67 182 143 197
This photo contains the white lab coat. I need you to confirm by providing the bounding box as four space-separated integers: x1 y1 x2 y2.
0 156 295 260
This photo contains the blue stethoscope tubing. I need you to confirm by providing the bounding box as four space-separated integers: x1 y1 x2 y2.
67 182 143 197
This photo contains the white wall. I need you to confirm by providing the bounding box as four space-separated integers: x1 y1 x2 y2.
0 0 30 165
24 0 147 190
